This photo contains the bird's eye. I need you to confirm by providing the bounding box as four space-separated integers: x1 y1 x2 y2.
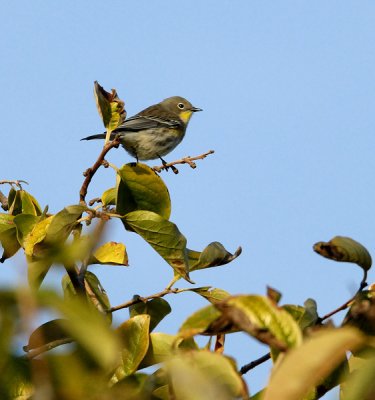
177 103 185 109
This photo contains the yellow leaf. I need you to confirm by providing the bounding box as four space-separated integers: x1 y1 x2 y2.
91 241 128 266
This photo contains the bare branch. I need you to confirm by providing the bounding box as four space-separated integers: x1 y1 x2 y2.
240 352 271 375
319 274 368 323
79 138 121 204
152 150 215 174
0 179 28 189
109 287 180 313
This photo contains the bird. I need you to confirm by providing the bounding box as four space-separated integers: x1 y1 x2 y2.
81 96 202 164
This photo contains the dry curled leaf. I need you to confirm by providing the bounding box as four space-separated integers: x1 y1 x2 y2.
313 236 372 271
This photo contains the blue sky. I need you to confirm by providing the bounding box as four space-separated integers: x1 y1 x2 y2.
1 2 375 397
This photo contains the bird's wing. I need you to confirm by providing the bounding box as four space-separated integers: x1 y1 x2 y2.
113 114 181 133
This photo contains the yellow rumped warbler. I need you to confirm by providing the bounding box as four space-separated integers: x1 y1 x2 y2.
81 96 202 164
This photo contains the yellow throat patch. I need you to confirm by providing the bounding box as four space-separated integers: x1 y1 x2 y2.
179 110 193 124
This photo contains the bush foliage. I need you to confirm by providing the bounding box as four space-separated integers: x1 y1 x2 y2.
0 83 374 400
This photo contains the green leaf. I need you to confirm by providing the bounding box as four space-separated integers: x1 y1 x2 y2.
179 304 223 337
13 214 40 248
90 241 128 266
62 271 111 318
165 351 247 400
39 352 106 397
316 358 348 399
0 356 32 400
129 297 171 332
38 291 120 370
250 389 265 400
110 373 150 399
140 332 198 369
0 214 16 234
139 333 177 369
112 315 150 383
101 187 117 206
123 210 192 282
263 327 365 400
313 236 372 271
152 385 169 400
19 191 42 216
26 319 71 351
44 205 84 244
188 287 231 303
188 242 242 272
7 188 17 212
27 258 55 290
283 298 319 331
94 81 126 133
0 214 21 262
341 354 375 400
7 190 41 216
22 216 53 257
25 206 85 288
215 295 302 353
0 291 20 356
117 163 171 220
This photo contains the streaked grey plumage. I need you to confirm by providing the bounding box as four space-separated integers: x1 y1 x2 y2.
81 96 201 162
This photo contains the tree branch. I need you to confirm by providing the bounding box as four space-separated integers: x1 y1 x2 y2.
240 352 271 375
319 273 368 323
0 179 29 189
79 138 120 204
0 180 29 210
152 150 215 174
109 287 180 313
240 276 368 375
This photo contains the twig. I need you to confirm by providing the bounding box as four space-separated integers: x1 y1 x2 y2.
239 275 368 376
79 138 120 204
89 197 102 206
240 353 271 375
23 337 74 359
319 273 368 323
152 150 215 174
0 179 28 189
318 300 352 323
109 287 179 313
0 180 30 210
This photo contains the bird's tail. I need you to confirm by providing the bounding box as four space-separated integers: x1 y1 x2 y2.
80 132 117 141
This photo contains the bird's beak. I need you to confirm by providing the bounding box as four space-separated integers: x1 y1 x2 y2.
191 106 202 112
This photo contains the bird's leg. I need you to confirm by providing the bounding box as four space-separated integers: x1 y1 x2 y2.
128 150 139 167
158 155 179 174
158 155 168 169
130 149 139 165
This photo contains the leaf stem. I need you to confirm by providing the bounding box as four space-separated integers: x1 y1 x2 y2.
23 337 74 359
